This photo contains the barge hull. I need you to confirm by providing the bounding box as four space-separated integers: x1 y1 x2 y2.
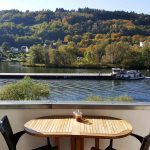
0 73 113 80
0 73 145 80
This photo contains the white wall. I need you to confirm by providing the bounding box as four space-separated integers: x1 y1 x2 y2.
0 108 150 150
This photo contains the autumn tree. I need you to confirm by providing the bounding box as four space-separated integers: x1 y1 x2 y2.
57 42 78 65
102 42 130 65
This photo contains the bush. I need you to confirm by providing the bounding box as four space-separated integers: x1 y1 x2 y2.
0 76 50 100
85 96 104 102
113 95 133 102
85 95 133 102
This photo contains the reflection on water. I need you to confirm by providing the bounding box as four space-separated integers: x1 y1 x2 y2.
0 78 150 102
0 62 102 73
0 62 150 76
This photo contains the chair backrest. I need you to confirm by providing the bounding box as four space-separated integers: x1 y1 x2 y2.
0 116 16 150
140 133 150 150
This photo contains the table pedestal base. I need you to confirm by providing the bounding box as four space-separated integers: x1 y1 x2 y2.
71 136 84 150
71 137 100 150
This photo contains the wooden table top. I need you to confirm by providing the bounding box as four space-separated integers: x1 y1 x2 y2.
24 116 132 139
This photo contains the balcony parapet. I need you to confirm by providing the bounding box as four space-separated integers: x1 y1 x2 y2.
0 101 150 110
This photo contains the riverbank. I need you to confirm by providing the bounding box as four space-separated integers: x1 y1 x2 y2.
1 61 149 70
22 62 115 69
22 62 150 70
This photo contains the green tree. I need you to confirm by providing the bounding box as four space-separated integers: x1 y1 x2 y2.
82 33 94 40
84 50 95 64
142 46 150 68
49 48 60 66
56 42 78 65
122 51 143 69
92 44 106 64
102 42 130 65
27 44 50 65
2 42 10 51
72 35 82 43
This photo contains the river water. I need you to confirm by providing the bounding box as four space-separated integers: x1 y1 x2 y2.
0 62 150 103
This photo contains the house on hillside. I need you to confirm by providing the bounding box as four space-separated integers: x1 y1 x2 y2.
43 43 50 49
77 56 83 61
62 41 68 45
21 46 29 53
140 42 150 47
0 56 6 61
10 47 19 53
50 45 57 49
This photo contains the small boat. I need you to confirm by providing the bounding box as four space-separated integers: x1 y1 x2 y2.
111 68 145 80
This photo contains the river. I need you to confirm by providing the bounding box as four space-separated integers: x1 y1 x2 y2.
0 62 150 103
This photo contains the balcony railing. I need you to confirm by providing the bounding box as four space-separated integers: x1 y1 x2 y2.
0 101 150 150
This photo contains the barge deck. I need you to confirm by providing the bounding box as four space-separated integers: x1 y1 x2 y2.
0 73 147 80
0 73 112 79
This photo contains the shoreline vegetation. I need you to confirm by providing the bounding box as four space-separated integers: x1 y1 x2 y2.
1 59 150 70
85 95 134 102
22 62 117 69
23 41 150 70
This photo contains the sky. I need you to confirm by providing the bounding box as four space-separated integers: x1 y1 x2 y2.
0 0 150 14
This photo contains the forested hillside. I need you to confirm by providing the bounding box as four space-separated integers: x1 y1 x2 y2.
0 8 150 47
1 8 150 69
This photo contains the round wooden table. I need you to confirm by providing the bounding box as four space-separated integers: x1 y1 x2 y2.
24 116 133 150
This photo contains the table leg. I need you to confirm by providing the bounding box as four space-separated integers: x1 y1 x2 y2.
80 137 84 150
71 136 84 150
71 136 76 150
95 138 99 149
54 137 60 150
76 137 81 150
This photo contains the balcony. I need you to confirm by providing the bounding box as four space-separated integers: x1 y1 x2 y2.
0 101 150 150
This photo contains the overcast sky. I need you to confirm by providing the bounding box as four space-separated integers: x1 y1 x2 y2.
0 0 149 14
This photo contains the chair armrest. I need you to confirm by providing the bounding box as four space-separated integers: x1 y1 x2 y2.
14 130 25 144
130 133 144 144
